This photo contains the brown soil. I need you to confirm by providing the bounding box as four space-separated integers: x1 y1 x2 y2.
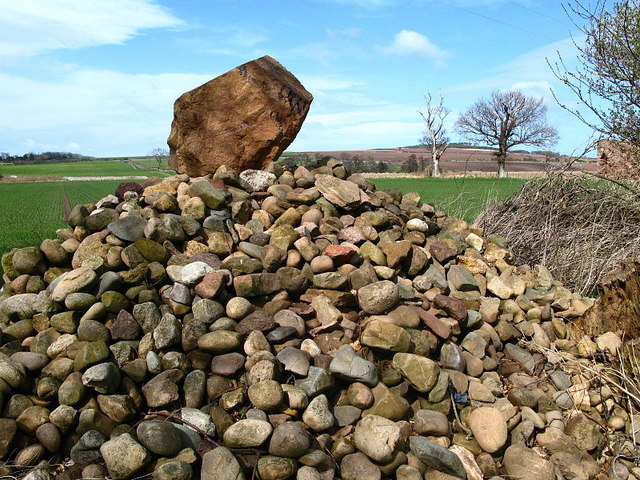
300 146 598 174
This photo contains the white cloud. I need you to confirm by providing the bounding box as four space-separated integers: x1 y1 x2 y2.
0 67 213 155
0 0 183 57
383 30 450 65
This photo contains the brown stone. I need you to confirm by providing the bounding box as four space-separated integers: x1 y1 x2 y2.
433 294 468 322
194 271 230 299
414 307 452 339
168 56 313 176
429 243 457 264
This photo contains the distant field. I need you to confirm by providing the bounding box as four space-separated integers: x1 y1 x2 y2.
0 180 124 263
0 160 169 178
371 177 527 223
132 158 171 169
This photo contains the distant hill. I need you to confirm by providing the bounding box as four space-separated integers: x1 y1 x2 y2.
281 146 597 175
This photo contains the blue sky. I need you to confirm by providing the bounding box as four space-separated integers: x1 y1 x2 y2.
0 0 595 157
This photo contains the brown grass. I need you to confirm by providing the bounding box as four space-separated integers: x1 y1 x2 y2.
475 174 640 295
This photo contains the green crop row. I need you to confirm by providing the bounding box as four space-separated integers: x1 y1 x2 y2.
0 181 125 260
370 177 526 223
0 160 170 178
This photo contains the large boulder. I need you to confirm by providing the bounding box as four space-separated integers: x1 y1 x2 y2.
168 55 313 176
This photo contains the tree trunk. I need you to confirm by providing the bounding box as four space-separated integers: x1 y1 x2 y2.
497 158 507 178
496 150 507 178
432 157 441 177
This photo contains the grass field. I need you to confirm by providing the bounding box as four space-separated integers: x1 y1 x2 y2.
370 177 527 223
132 158 171 169
0 160 169 178
0 180 124 258
0 176 528 282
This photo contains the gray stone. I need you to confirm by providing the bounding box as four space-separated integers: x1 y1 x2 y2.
440 342 466 371
201 446 245 480
302 394 334 431
409 436 466 479
108 216 147 242
277 347 311 376
70 430 106 465
504 343 536 374
295 366 335 397
81 362 121 394
268 421 311 457
448 265 479 291
136 420 183 457
315 174 369 211
100 433 151 480
329 346 378 387
333 405 362 426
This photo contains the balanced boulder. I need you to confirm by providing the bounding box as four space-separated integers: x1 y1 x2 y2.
167 56 313 176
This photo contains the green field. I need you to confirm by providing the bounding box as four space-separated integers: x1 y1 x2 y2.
0 181 125 257
132 158 171 169
370 177 527 223
0 160 169 178
0 176 527 282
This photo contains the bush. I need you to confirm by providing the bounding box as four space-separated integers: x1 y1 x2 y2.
476 175 640 295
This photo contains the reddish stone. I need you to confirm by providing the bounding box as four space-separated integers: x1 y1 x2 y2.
429 242 457 264
208 178 227 190
433 294 468 322
324 244 357 264
168 55 313 176
414 307 452 339
194 271 230 299
235 310 275 335
380 241 412 268
289 302 314 316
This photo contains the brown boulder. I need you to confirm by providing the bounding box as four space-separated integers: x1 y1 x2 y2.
168 55 313 176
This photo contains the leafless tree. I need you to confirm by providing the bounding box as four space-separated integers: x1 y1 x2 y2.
150 147 169 168
549 0 640 151
454 90 559 178
418 92 450 177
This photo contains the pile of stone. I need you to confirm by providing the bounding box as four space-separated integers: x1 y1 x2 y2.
0 160 633 480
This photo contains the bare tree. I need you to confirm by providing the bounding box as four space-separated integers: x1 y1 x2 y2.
454 90 559 178
549 0 640 150
150 147 169 168
418 92 450 177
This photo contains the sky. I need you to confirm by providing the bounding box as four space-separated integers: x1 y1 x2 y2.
0 0 597 157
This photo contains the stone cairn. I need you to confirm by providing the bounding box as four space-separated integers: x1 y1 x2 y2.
0 160 635 480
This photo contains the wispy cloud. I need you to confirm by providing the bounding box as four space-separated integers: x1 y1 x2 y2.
0 0 183 57
382 30 450 66
0 67 213 155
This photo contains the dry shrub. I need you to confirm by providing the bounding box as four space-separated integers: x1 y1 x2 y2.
475 174 640 295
